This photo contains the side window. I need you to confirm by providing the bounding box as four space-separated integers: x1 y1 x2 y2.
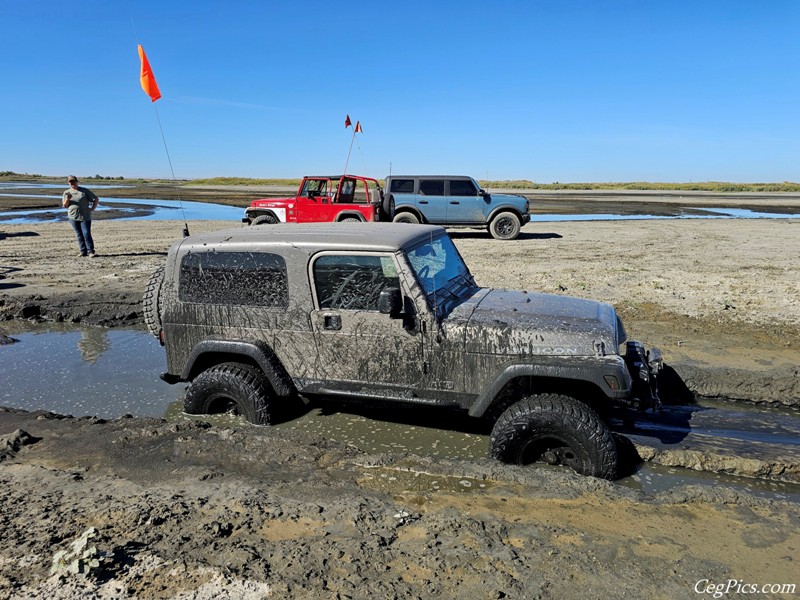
419 180 445 196
449 179 478 196
353 180 368 204
179 252 288 307
313 255 399 311
337 179 356 203
390 179 415 193
301 179 329 197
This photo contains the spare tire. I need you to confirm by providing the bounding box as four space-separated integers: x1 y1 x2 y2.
142 265 165 339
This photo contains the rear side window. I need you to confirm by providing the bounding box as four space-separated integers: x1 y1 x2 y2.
313 255 399 311
179 252 288 307
390 179 414 193
449 179 478 196
419 180 445 196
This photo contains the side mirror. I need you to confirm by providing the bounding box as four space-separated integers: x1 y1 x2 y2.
378 287 403 316
478 188 487 196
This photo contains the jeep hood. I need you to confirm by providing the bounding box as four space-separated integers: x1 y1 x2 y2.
448 288 625 357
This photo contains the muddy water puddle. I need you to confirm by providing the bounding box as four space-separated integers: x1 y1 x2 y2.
2 323 800 501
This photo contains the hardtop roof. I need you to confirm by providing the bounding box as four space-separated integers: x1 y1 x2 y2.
384 175 476 180
176 223 445 254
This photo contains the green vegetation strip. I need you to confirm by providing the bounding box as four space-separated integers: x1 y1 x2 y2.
2 172 799 192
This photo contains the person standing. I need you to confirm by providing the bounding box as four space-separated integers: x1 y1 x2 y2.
62 175 99 257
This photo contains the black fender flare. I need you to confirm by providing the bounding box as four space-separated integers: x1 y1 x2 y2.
392 206 425 223
249 209 281 222
468 359 632 418
336 212 366 222
486 205 526 224
181 339 295 397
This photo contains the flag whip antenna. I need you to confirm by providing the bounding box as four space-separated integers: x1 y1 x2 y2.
133 21 189 236
342 115 362 176
151 103 189 236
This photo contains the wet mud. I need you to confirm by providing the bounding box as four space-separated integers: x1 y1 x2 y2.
1 407 798 599
1 185 799 597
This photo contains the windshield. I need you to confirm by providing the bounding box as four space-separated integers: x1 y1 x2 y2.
406 233 474 316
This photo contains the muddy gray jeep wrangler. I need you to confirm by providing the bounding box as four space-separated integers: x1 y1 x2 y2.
144 223 662 479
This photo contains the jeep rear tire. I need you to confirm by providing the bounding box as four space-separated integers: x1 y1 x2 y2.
142 265 165 339
341 217 361 222
489 394 618 479
393 212 420 225
184 363 273 425
252 214 278 225
489 211 522 240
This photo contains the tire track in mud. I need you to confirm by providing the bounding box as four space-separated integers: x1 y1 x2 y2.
612 399 800 482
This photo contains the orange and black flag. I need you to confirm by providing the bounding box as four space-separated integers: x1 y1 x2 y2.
345 114 352 128
354 121 363 133
138 45 161 102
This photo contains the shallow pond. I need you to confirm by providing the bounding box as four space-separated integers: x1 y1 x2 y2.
1 184 798 224
1 323 799 502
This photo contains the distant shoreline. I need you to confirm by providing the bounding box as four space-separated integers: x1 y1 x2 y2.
3 173 800 194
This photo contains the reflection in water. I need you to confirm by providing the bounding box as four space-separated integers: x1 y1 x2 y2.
0 324 182 419
78 327 110 364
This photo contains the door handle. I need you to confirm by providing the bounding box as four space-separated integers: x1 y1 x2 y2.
449 201 460 204
419 200 428 204
323 314 342 330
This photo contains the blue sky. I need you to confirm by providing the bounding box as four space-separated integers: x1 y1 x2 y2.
3 1 799 182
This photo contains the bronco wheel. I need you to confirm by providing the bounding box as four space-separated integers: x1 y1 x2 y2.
489 211 521 240
252 214 278 225
184 363 273 425
489 394 618 479
142 265 165 339
393 212 419 225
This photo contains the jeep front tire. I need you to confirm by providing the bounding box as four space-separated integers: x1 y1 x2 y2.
489 394 618 479
252 214 278 225
184 363 273 425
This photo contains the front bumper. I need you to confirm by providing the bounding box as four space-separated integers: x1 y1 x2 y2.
623 341 663 411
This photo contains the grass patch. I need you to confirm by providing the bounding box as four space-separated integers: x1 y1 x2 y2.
187 177 301 187
478 181 800 192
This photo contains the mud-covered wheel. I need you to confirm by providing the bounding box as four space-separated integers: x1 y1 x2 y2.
341 217 361 222
184 363 272 425
489 211 522 240
142 265 165 339
252 214 278 225
489 394 618 479
393 212 419 225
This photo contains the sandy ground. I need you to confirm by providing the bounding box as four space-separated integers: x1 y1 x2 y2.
1 191 799 598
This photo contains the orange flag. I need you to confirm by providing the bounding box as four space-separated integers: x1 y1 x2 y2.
345 114 352 128
138 45 162 102
354 121 363 133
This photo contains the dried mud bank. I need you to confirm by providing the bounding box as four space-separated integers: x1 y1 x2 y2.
1 408 798 599
1 217 798 405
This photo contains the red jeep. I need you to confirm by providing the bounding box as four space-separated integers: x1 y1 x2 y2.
243 175 393 225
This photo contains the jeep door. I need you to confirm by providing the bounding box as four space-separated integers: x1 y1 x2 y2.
296 177 337 223
417 179 447 223
447 178 486 223
309 252 427 393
